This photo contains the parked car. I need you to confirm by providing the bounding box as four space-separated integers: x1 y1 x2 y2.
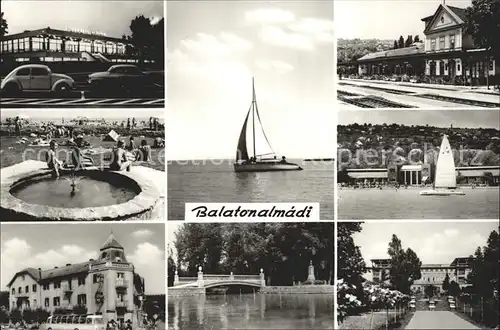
1 64 75 95
88 65 156 92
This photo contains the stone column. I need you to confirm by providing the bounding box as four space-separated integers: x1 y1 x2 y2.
173 270 179 286
260 269 265 287
307 261 315 282
197 266 204 288
230 272 234 281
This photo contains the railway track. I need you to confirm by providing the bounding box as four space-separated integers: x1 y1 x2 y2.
337 95 415 108
414 94 499 108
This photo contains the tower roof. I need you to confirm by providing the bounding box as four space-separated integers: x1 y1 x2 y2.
100 233 124 251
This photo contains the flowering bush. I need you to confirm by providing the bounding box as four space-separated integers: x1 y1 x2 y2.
337 278 362 323
363 283 410 310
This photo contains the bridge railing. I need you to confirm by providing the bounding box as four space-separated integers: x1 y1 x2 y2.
177 277 197 283
233 275 260 281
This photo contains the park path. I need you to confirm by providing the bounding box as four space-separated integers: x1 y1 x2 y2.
405 311 480 329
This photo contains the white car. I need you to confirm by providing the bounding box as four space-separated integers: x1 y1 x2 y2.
1 64 75 95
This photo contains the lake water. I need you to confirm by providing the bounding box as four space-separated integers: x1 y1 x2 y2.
168 294 335 329
168 160 334 220
338 187 499 219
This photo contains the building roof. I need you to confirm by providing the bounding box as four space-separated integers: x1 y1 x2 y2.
423 5 467 35
100 233 124 251
447 5 467 22
0 27 126 43
348 172 388 179
358 44 426 62
7 261 93 287
401 165 423 171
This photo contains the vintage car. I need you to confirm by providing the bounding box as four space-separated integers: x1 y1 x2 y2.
39 314 105 330
87 65 156 91
1 64 75 95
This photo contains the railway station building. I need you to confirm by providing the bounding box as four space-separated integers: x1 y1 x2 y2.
356 4 499 86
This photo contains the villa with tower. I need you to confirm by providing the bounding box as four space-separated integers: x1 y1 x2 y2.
6 233 145 326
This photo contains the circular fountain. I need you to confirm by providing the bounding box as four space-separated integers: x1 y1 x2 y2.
1 167 160 221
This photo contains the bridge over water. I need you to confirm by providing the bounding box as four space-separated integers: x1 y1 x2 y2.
173 267 265 290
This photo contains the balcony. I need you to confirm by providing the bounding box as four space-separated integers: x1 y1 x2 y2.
115 300 128 308
116 279 129 289
61 283 73 293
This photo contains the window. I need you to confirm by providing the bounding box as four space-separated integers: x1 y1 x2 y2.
117 272 124 279
450 35 455 49
43 283 50 290
78 276 86 286
11 289 15 295
25 286 29 293
18 287 21 294
101 252 108 259
32 284 37 292
53 297 60 307
60 316 67 323
457 63 461 71
77 294 87 306
22 275 25 280
31 67 50 76
93 274 100 283
439 36 445 50
431 38 436 51
44 298 49 307
33 299 37 307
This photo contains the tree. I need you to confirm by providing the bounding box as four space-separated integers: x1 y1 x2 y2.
0 308 8 324
482 171 494 185
393 40 398 49
398 35 405 49
338 222 366 300
442 273 450 293
414 35 420 43
9 308 21 323
387 235 422 293
425 284 437 298
448 280 461 297
468 229 500 299
0 12 8 37
125 15 164 67
465 0 500 89
405 35 413 47
167 246 175 287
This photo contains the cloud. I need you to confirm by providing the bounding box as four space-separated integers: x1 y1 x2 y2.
255 59 294 73
259 25 315 51
180 32 252 58
245 8 296 23
131 229 155 240
1 239 95 289
288 18 334 43
127 243 165 294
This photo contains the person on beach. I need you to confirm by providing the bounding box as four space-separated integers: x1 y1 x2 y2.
110 140 132 171
280 156 287 163
137 139 152 162
14 116 21 137
127 136 136 152
46 140 63 177
71 136 94 170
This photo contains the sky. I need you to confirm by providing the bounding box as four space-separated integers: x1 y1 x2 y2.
354 221 498 279
336 0 472 39
167 1 335 160
2 0 164 37
166 222 182 264
0 109 164 121
1 223 166 294
338 110 500 129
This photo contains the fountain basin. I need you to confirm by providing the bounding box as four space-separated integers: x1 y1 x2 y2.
1 161 161 221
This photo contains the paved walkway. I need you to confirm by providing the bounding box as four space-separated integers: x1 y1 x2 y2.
405 311 480 329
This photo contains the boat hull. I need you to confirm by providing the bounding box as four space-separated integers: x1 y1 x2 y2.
234 162 303 172
420 189 465 196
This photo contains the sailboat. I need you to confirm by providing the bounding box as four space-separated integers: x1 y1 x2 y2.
420 134 465 196
234 78 302 172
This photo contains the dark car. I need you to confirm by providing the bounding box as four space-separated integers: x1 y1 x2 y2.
88 64 156 92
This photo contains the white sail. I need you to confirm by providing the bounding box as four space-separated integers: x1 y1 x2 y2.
434 135 456 189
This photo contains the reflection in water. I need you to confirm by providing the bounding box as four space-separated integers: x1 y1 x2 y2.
168 293 334 329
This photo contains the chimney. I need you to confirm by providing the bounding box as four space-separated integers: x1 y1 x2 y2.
54 267 58 269
66 264 71 266
38 268 42 279
89 259 94 261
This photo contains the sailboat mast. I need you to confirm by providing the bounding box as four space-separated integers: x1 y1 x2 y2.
252 77 256 159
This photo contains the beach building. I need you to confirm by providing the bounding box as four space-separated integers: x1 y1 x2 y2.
369 257 474 293
344 165 499 185
6 233 145 325
356 4 499 85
